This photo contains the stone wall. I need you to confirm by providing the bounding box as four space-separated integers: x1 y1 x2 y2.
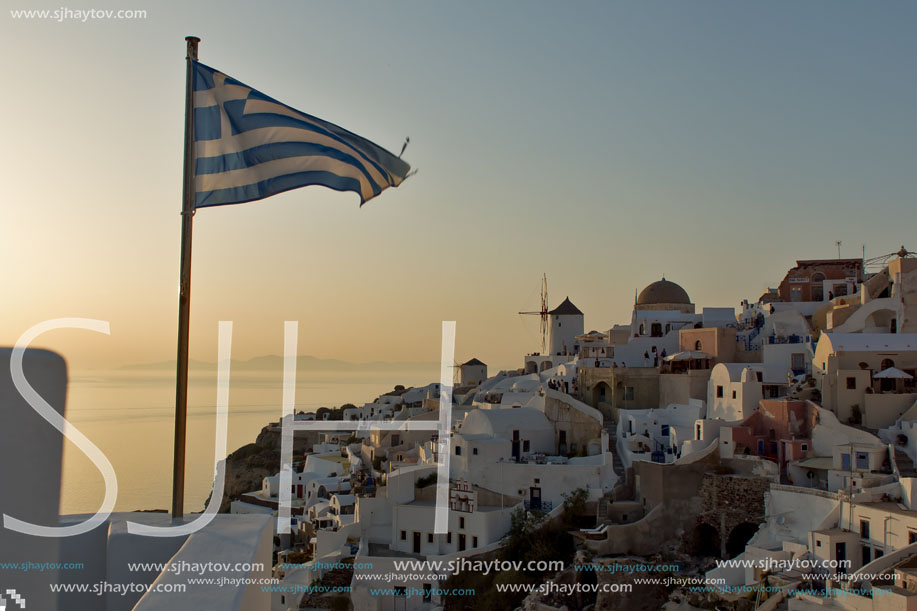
694 473 771 558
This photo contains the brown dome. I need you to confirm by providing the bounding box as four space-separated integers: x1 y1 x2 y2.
637 278 691 306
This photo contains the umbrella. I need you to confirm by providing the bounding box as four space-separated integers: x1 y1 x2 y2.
874 367 914 380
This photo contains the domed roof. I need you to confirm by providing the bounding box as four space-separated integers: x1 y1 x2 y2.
637 277 691 306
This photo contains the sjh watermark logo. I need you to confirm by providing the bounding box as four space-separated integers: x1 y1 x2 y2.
0 588 26 610
3 319 456 539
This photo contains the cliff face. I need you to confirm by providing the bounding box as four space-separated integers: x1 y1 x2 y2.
206 424 323 513
254 425 322 453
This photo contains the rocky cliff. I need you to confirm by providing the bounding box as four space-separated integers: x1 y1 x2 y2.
206 424 324 513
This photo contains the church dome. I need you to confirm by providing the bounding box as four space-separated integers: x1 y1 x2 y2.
637 278 691 306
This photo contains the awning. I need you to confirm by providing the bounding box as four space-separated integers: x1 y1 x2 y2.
665 350 711 362
795 457 834 470
874 367 914 380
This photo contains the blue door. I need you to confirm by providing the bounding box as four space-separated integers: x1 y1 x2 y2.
841 453 851 470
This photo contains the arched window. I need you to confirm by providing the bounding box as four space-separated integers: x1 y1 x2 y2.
695 340 703 351
638 323 645 335
811 272 826 301
881 358 895 370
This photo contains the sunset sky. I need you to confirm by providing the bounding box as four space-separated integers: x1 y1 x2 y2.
2 1 915 374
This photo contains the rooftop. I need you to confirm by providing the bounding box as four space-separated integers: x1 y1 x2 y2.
820 333 917 352
549 297 583 316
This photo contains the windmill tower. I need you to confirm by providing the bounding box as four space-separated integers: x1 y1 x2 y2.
548 297 584 356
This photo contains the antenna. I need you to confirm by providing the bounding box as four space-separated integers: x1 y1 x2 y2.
836 240 842 259
519 274 549 354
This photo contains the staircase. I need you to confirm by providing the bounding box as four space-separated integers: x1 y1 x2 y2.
895 448 917 478
596 421 629 521
605 420 625 477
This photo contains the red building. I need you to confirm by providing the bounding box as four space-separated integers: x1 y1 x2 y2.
721 400 817 481
777 259 864 303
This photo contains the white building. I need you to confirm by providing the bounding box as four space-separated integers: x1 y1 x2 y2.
707 363 790 421
813 333 917 426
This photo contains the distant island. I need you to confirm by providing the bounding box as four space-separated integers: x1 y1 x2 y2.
118 354 440 373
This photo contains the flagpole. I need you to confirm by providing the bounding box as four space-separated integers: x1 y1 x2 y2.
172 35 199 520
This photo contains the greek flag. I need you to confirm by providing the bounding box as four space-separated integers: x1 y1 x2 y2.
191 62 411 208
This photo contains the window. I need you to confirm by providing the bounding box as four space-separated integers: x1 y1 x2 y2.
394 586 407 597
856 452 869 470
455 446 462 456
909 531 917 545
696 424 702 440
732 390 737 399
755 371 763 382
801 444 808 451
695 340 703 351
400 530 406 540
862 546 871 566
523 440 530 452
391 434 400 447
447 532 452 544
624 387 635 401
660 425 670 437
459 517 465 529
875 549 884 559
816 540 822 547
860 520 870 539
846 377 856 390
473 536 479 547
472 447 478 455
427 533 433 543
716 386 724 398
423 583 432 601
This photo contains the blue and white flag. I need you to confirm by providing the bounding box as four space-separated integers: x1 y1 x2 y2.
191 62 411 208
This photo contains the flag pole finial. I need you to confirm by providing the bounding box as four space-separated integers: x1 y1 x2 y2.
185 36 200 61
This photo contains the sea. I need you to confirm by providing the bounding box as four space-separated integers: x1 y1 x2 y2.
60 366 438 515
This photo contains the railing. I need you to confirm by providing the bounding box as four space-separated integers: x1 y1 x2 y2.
765 335 811 345
523 500 553 512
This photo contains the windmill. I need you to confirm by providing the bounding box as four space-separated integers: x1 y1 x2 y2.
519 274 549 354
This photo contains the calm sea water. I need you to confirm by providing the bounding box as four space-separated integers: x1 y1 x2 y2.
61 368 437 515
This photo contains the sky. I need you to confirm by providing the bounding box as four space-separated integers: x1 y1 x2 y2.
1 0 915 374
